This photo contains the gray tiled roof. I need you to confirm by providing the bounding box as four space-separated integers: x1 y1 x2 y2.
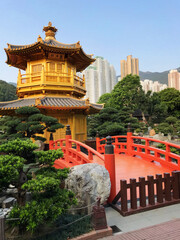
0 102 7 107
91 103 104 110
0 98 36 109
43 39 77 49
8 39 77 51
8 43 37 50
0 97 103 111
41 97 86 107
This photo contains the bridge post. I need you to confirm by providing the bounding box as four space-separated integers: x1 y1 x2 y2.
105 136 116 203
96 131 100 152
127 131 133 156
49 133 54 150
165 143 171 162
65 125 72 162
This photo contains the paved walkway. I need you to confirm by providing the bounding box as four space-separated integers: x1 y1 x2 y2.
101 218 180 240
100 204 180 239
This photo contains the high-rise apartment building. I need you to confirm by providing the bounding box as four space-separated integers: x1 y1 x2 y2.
120 55 139 79
83 56 117 103
168 70 180 90
140 79 167 93
110 65 117 90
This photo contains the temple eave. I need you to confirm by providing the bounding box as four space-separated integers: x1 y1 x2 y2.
0 97 103 114
6 43 95 61
37 105 88 110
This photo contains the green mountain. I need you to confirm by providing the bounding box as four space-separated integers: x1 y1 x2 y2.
0 80 17 102
8 82 17 87
139 67 180 85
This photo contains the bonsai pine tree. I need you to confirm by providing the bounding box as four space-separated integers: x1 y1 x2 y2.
88 107 126 137
87 106 141 137
0 106 64 142
0 138 76 232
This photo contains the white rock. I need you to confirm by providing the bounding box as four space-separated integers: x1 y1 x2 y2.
65 163 111 207
34 140 45 151
6 188 18 195
0 196 6 207
2 197 16 208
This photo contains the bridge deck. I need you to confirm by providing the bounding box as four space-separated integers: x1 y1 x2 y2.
93 154 172 193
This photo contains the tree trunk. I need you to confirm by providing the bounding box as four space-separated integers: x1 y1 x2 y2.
17 170 27 206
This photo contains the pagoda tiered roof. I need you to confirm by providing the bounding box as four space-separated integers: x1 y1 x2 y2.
5 22 95 72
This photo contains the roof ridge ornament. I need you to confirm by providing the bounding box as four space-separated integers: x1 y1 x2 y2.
76 41 81 48
35 98 41 106
37 35 43 43
43 22 58 40
85 98 90 105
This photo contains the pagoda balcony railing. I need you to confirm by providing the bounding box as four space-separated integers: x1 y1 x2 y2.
18 71 85 90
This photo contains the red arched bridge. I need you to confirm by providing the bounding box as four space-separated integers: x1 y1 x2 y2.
49 125 180 215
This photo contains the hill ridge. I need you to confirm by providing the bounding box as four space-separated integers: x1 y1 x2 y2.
117 67 180 85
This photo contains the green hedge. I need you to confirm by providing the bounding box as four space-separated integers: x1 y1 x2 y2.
31 214 93 240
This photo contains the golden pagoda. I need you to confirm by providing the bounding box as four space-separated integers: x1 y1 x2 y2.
0 22 103 142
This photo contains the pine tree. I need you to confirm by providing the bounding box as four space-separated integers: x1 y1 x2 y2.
0 106 64 142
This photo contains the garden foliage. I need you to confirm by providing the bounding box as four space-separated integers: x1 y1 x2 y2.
88 74 180 137
0 139 76 232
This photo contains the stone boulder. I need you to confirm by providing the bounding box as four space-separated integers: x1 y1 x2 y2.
34 140 45 151
0 196 6 208
2 197 16 208
65 163 111 208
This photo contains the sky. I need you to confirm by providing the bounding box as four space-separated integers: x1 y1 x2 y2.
0 0 180 83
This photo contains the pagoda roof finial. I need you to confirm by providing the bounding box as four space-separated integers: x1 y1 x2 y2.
43 22 58 40
37 35 43 42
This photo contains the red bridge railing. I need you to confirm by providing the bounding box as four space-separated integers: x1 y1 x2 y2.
49 126 116 202
49 126 104 168
96 132 180 171
49 126 180 203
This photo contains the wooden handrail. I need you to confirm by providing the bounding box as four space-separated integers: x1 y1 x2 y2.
131 136 180 148
111 171 180 216
69 139 104 161
98 135 127 143
50 135 104 169
49 138 65 150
